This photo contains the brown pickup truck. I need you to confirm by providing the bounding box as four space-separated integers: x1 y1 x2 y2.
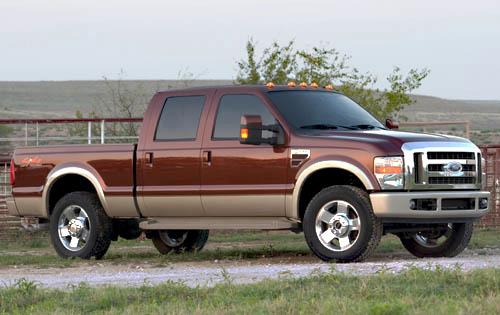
7 84 490 262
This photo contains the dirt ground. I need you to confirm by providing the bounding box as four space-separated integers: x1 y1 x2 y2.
1 247 499 288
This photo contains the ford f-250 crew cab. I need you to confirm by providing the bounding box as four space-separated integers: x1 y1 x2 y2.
7 84 490 262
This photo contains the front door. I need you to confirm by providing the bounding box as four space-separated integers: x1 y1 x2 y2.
201 90 288 216
138 92 212 217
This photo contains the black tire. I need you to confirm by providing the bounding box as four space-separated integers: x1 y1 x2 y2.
303 186 382 263
399 223 474 258
151 230 209 254
49 192 113 260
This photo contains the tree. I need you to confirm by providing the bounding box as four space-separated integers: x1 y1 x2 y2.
0 125 12 138
70 71 150 142
0 125 13 154
236 39 430 120
71 69 205 143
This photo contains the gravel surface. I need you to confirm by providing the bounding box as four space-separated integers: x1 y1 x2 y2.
1 253 499 288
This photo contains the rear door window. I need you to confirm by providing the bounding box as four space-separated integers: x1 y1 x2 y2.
155 96 206 141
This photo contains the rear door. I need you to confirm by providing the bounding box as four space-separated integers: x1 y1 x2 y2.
200 89 289 216
137 90 213 217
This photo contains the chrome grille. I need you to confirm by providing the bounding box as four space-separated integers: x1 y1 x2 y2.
428 177 476 185
402 142 482 190
428 164 475 172
427 152 475 160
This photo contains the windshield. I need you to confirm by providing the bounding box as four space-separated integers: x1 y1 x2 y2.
267 90 385 133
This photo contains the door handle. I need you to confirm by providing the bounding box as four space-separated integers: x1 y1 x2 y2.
145 152 154 167
202 150 211 166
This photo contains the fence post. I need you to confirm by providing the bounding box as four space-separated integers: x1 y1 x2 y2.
36 122 39 146
101 120 105 144
24 122 28 146
88 121 92 144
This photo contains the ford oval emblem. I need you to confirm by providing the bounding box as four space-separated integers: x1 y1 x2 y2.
443 161 463 173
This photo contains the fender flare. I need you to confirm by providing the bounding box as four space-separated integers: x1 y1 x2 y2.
290 160 376 219
42 164 109 217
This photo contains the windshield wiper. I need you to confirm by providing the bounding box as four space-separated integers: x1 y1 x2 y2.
300 124 339 130
348 124 385 130
300 124 362 130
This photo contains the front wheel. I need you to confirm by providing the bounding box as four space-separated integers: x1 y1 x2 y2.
303 186 382 262
151 230 209 254
399 223 473 258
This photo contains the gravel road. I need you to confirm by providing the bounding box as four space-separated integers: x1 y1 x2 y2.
1 252 499 288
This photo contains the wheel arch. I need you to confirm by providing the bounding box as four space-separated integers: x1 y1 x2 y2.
290 160 377 221
43 163 109 217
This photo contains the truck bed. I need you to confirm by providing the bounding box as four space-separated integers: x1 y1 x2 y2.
11 144 137 218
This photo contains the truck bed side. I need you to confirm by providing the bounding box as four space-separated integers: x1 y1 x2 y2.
11 144 138 218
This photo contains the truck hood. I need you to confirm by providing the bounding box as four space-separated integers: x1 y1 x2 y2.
297 129 474 155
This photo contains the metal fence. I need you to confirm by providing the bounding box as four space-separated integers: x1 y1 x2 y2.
0 157 18 239
480 145 500 227
0 118 143 147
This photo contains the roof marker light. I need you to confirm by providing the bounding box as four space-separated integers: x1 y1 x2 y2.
265 82 275 88
287 81 296 88
324 84 334 90
299 82 308 88
310 82 319 88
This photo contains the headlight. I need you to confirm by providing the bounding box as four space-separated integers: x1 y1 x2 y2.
374 156 404 190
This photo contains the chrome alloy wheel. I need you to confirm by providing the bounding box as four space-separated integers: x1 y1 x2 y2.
315 200 361 251
413 224 453 248
158 230 189 247
57 205 91 251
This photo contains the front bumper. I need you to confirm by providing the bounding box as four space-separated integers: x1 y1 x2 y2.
370 190 490 221
6 197 19 216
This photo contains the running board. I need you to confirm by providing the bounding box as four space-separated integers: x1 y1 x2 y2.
139 217 298 230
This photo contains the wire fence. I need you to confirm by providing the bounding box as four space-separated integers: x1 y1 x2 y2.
0 118 143 150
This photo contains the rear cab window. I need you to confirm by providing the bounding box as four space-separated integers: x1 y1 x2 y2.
155 95 206 141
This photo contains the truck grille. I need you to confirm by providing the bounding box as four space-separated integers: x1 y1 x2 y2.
428 177 476 185
427 152 475 160
410 150 481 189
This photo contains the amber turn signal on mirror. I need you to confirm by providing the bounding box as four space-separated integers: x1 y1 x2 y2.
240 128 249 139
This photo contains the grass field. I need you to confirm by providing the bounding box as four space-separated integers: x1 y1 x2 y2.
0 229 498 314
0 267 498 314
0 228 498 268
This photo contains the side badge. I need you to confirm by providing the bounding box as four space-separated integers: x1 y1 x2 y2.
20 157 42 168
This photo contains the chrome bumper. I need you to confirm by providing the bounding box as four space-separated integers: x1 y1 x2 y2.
370 190 490 220
6 197 19 216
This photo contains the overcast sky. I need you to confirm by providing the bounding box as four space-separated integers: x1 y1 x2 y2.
1 0 499 100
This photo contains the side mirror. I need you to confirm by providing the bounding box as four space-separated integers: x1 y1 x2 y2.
385 118 399 130
239 115 285 146
240 115 263 145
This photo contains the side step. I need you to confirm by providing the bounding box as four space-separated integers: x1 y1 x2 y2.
139 217 298 230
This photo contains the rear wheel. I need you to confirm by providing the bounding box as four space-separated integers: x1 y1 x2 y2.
399 223 473 258
303 186 382 262
151 230 209 254
49 192 112 259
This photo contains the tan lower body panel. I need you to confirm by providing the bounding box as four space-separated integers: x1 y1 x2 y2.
202 194 285 216
106 196 140 218
139 217 297 230
14 197 46 217
139 195 204 217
